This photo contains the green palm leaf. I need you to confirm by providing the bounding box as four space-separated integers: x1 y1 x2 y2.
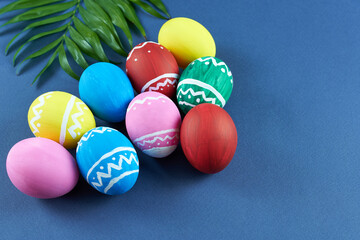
0 0 170 83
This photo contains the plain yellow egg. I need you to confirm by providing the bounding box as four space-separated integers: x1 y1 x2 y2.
158 17 216 69
28 91 96 149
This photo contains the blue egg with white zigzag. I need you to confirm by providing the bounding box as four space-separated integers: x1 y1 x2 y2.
76 127 139 195
79 62 134 122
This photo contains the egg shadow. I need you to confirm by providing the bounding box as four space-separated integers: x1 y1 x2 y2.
110 121 209 190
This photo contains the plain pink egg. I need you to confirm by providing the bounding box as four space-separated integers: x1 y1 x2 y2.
6 137 79 199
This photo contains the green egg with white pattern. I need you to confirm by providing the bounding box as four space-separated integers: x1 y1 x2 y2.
176 56 233 114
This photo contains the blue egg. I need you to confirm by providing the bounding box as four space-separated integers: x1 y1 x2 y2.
79 62 134 122
76 127 139 195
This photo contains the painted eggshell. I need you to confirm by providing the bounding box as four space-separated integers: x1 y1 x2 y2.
180 104 237 174
79 62 134 122
76 127 139 195
126 92 181 158
6 137 79 199
158 17 216 69
28 91 96 149
126 41 179 98
177 56 233 114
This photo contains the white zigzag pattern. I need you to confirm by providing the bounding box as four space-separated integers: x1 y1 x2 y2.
80 127 109 142
29 92 53 134
67 101 84 139
177 88 216 104
135 134 179 147
178 101 195 107
76 127 111 152
127 96 168 112
127 41 159 61
90 153 138 193
196 57 232 77
147 78 177 92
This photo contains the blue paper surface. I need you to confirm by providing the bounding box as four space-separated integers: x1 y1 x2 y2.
1 1 360 239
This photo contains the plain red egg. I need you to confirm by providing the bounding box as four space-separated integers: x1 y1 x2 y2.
126 41 179 98
180 104 238 174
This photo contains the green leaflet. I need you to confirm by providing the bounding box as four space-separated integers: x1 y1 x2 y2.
18 37 63 71
79 6 127 56
148 0 170 18
58 44 79 80
0 0 63 15
32 46 60 84
13 24 68 65
1 1 77 27
83 0 127 54
112 0 147 39
64 36 88 69
96 0 133 47
129 0 167 19
71 18 109 62
5 12 74 55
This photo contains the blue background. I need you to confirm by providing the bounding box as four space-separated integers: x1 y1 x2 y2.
1 0 360 239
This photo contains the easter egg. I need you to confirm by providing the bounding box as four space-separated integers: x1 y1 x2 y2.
76 127 139 195
126 92 181 158
158 17 216 69
6 137 79 199
180 104 237 174
28 91 96 149
126 41 179 98
177 57 233 114
79 62 134 122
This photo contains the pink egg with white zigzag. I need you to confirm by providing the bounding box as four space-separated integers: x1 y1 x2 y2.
125 92 181 158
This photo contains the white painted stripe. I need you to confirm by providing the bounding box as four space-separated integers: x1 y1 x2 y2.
127 95 168 112
148 78 177 92
141 73 179 93
136 134 179 147
177 79 226 107
29 92 53 134
197 57 232 77
59 95 76 145
143 145 178 158
177 88 216 104
133 129 179 143
178 101 196 107
86 147 136 181
104 170 139 193
127 41 159 61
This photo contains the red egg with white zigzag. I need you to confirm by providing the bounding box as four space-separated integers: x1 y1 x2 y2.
126 41 179 98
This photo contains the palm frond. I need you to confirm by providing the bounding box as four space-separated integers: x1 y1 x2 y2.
0 0 170 83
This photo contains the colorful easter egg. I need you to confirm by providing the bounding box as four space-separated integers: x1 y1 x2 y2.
126 41 179 98
28 91 96 149
79 62 134 122
126 92 181 158
76 127 139 195
177 56 233 114
6 137 79 199
180 104 237 174
158 17 216 69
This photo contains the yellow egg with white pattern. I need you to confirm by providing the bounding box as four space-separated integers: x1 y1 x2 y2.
28 91 96 149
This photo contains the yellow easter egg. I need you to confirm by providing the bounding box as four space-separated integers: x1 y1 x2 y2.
158 17 216 69
28 91 96 149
